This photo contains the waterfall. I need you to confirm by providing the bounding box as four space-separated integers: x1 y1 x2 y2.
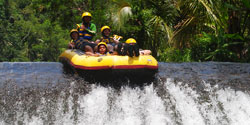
0 62 250 124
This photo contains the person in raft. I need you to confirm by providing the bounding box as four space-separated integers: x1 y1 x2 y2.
67 29 94 53
68 29 79 49
85 42 110 56
117 38 151 57
95 26 120 53
67 28 97 55
75 12 97 53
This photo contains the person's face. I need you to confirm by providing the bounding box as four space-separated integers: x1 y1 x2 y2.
71 32 79 40
103 29 110 37
99 45 107 54
83 16 91 23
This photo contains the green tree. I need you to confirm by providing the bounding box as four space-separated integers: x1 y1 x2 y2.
0 0 249 62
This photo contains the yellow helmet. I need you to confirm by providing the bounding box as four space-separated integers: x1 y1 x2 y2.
101 26 111 33
125 38 137 44
70 29 79 37
70 29 78 33
81 12 92 19
98 42 107 48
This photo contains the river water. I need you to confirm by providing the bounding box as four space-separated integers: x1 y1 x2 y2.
0 62 250 125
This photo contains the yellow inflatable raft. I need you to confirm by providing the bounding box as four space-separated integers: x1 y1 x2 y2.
59 49 158 79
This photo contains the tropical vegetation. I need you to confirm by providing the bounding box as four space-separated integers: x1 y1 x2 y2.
0 0 249 62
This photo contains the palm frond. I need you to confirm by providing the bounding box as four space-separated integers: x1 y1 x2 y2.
170 16 195 48
198 0 222 27
170 0 225 49
110 0 132 33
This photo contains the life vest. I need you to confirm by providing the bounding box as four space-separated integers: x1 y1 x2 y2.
77 23 93 40
100 36 114 44
74 38 87 49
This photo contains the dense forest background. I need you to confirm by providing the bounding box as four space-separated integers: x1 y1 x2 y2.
0 0 249 62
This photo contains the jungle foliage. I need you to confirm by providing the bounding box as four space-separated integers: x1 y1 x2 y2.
0 0 249 62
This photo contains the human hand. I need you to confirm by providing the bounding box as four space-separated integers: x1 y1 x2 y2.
68 43 75 49
81 24 86 30
113 35 123 41
95 39 100 44
94 53 100 57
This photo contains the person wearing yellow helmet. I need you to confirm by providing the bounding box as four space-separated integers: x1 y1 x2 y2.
76 12 96 41
96 42 109 55
85 42 110 56
117 38 151 57
100 26 119 44
70 29 79 40
125 38 140 57
68 29 79 49
95 26 120 54
67 29 97 54
72 12 97 53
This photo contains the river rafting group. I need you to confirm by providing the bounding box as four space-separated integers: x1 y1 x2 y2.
59 12 158 79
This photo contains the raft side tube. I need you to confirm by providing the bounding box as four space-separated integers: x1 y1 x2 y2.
59 49 158 77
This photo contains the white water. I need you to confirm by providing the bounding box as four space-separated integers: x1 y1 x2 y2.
10 78 250 125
